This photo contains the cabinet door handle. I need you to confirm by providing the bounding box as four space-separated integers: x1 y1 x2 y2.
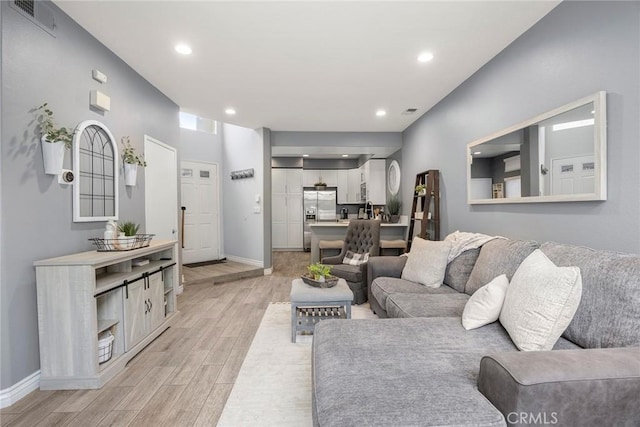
148 299 152 311
144 300 149 314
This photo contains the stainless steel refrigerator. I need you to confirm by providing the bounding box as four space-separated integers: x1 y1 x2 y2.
303 188 337 251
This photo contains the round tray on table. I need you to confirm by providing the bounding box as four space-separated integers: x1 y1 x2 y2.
301 274 338 288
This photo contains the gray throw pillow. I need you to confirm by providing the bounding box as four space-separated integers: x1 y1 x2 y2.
401 237 452 288
465 239 539 295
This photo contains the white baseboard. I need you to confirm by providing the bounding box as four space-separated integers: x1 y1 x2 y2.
225 255 264 268
263 267 273 275
0 370 40 409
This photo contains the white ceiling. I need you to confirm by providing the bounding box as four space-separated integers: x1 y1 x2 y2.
55 1 560 134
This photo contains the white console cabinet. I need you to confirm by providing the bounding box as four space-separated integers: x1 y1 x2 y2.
34 240 179 390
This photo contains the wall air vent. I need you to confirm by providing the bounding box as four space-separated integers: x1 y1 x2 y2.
10 0 56 36
14 0 34 17
402 108 418 115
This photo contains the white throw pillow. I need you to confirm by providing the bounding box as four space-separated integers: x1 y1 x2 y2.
461 274 509 330
401 237 452 288
499 249 582 351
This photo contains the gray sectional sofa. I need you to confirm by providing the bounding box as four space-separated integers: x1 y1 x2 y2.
311 238 640 426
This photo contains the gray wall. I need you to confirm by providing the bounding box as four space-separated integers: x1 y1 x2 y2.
401 1 640 253
222 124 266 265
1 2 180 389
262 129 272 270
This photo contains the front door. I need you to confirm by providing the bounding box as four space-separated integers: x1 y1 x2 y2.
181 161 220 264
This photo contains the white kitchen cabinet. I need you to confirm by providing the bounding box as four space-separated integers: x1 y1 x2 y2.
34 241 179 390
272 169 303 249
337 170 348 204
348 169 361 203
362 159 386 205
303 169 338 187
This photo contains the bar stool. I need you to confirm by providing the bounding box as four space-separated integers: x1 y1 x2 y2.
380 239 407 256
319 240 344 260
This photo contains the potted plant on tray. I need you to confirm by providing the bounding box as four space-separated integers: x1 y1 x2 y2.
117 221 139 249
314 180 327 190
386 196 401 223
121 136 147 186
303 263 336 288
415 184 426 196
35 103 75 175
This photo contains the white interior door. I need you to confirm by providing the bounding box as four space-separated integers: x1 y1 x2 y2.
551 155 595 195
144 136 178 241
181 161 220 264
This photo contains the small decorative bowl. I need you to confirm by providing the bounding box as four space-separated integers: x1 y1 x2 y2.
301 274 339 288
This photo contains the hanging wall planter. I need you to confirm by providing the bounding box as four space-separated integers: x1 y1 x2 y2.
121 136 146 187
41 137 66 175
124 163 138 186
35 103 74 175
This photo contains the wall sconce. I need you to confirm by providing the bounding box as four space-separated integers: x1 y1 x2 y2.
231 168 254 180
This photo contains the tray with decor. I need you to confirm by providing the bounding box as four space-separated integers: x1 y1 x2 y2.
89 234 155 252
301 274 339 288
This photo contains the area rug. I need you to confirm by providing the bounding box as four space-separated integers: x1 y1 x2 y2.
217 302 377 426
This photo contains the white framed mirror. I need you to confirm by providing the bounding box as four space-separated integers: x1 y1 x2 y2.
387 160 401 196
467 91 606 204
73 120 119 222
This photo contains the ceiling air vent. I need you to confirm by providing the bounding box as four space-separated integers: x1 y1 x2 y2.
402 108 418 115
10 0 56 36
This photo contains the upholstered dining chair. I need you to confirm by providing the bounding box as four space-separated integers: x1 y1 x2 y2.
321 219 381 304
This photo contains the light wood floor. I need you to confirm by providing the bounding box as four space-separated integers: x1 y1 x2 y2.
0 251 311 427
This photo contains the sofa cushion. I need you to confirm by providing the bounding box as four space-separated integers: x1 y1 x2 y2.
386 293 470 318
500 250 582 352
444 248 481 293
541 242 640 349
370 277 456 312
462 274 509 331
329 263 362 283
401 237 452 287
465 239 539 295
313 318 516 427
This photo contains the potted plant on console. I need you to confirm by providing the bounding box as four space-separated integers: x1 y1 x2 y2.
386 196 401 223
117 221 139 250
121 136 147 186
35 103 75 175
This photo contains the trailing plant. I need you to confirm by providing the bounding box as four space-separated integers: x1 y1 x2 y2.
314 181 327 186
386 196 401 215
121 136 147 166
118 221 140 237
415 184 426 194
307 263 332 280
35 103 75 149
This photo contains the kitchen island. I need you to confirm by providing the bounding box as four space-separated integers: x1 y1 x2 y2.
309 217 409 263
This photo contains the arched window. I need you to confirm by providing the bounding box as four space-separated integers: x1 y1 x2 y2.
73 120 119 222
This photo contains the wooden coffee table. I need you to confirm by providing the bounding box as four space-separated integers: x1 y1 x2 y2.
290 278 353 343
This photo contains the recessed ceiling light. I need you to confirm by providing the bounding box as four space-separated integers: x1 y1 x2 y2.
376 110 387 117
473 151 482 155
302 154 309 157
225 108 236 115
342 154 349 158
417 51 434 63
175 44 192 55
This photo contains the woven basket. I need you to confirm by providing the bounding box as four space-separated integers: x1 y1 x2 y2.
301 274 338 288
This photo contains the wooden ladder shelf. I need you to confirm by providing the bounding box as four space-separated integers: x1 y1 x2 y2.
407 170 440 250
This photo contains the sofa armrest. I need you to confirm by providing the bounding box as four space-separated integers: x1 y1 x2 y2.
478 347 640 427
367 256 407 287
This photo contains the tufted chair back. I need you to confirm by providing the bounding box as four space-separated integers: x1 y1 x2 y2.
342 220 380 256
